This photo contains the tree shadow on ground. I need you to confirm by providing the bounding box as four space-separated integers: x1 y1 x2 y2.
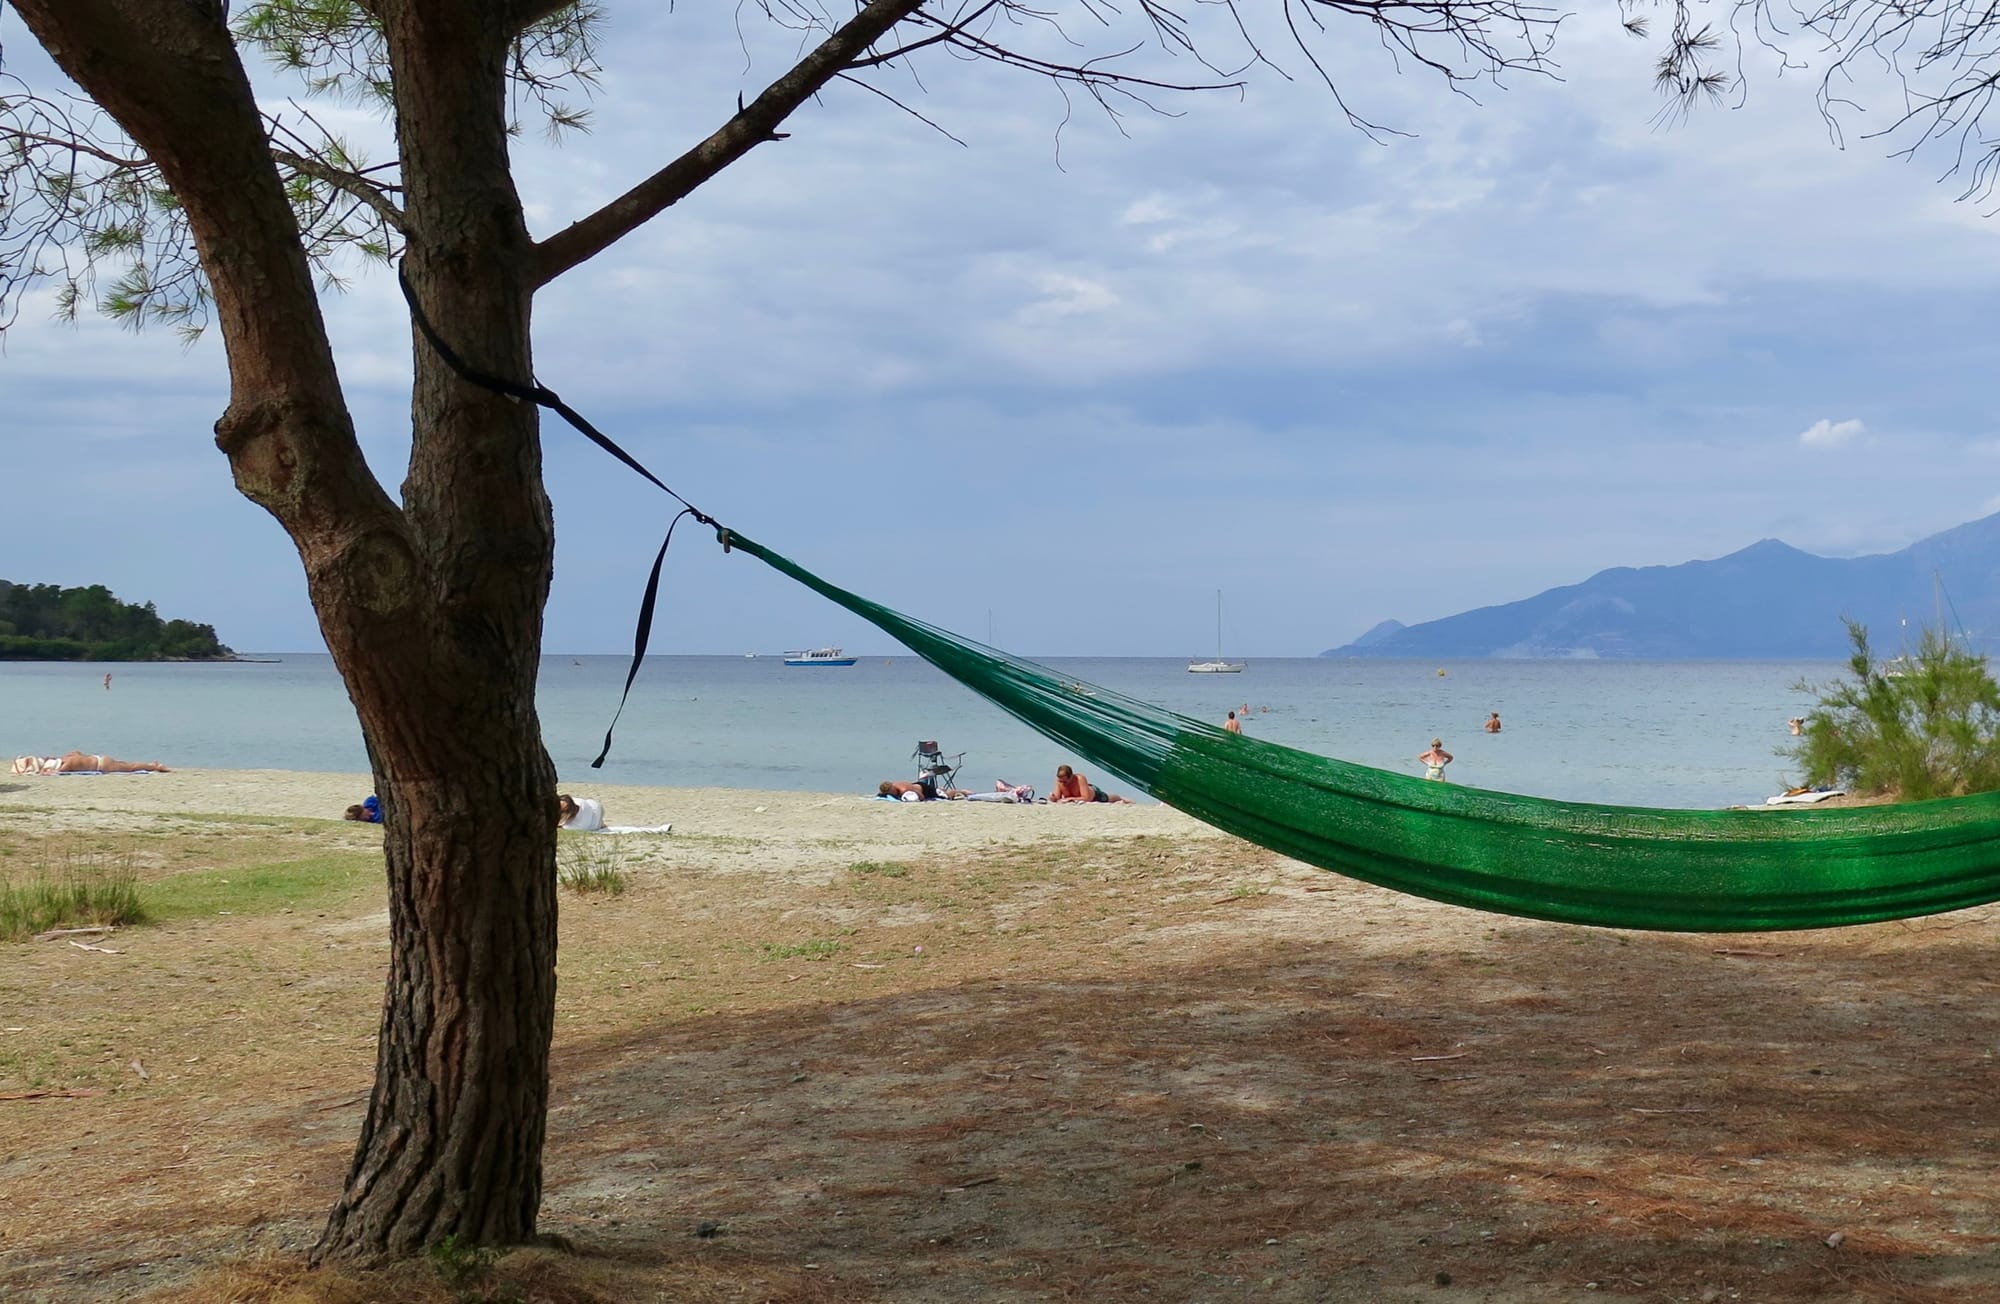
11 906 1999 1304
536 923 2000 1302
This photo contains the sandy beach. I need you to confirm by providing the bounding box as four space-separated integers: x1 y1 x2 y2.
6 766 2000 1303
0 767 1217 871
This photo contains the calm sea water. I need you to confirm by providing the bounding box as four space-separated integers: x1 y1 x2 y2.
0 655 1841 809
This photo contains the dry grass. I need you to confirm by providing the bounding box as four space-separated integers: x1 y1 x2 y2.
2 815 1999 1303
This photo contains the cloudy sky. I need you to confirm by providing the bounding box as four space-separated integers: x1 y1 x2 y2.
4 3 1997 657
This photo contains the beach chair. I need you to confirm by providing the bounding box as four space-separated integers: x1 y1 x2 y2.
913 740 964 795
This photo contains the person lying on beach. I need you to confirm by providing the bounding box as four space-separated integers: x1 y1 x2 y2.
343 795 383 823
1049 764 1132 804
878 778 970 801
12 752 170 775
65 751 169 774
558 794 606 831
551 793 671 833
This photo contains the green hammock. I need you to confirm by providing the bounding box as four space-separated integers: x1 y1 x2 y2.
724 529 2000 934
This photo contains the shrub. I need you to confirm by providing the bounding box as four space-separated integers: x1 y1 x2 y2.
426 1233 498 1290
1788 621 2000 801
0 845 146 941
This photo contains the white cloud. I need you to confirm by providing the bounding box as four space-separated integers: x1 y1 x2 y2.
1798 418 1866 448
1020 271 1120 321
1120 194 1178 225
11 4 2000 655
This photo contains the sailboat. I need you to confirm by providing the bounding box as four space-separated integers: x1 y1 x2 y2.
1883 615 1912 679
1884 570 1957 678
1187 590 1246 673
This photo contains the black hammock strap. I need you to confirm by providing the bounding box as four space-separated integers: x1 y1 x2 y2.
397 263 714 767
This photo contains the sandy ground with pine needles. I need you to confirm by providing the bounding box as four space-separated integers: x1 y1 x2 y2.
2 769 1999 1304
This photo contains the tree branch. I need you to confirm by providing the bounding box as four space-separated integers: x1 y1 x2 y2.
273 147 408 233
530 0 1566 283
0 126 147 169
507 0 581 32
7 0 406 563
531 0 931 286
1651 0 2000 204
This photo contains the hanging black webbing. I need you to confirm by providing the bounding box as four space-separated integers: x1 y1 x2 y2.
396 262 717 766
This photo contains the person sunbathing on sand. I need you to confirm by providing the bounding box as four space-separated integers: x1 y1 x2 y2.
1050 764 1131 804
64 752 170 774
879 778 969 801
11 752 170 775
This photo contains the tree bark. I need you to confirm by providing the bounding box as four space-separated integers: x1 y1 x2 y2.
10 0 560 1263
314 0 559 1260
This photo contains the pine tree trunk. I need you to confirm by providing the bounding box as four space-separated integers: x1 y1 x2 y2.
312 1 560 1262
313 674 558 1259
8 0 568 1264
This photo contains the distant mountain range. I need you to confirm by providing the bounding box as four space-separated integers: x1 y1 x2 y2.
1321 513 2000 660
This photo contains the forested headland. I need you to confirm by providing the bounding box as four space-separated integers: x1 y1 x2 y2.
0 580 234 660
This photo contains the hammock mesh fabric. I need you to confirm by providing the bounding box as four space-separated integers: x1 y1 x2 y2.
727 531 2000 933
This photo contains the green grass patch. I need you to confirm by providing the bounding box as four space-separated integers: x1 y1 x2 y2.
759 938 844 961
142 854 378 921
849 860 912 877
558 835 629 896
153 811 331 830
0 844 146 940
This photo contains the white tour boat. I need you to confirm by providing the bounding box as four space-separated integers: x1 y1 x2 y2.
783 647 858 667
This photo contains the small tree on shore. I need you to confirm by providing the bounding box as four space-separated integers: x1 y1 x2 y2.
1789 622 2000 801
